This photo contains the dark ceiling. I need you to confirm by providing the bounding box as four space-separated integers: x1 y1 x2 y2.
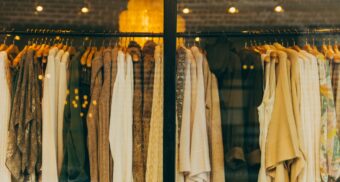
0 0 339 32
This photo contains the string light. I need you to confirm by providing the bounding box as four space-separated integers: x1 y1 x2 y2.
195 37 200 42
274 5 284 13
182 8 190 14
227 6 239 14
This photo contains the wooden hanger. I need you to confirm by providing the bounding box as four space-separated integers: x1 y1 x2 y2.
6 41 19 56
332 39 340 63
81 39 92 65
67 39 76 56
13 45 28 66
0 36 9 51
86 46 97 67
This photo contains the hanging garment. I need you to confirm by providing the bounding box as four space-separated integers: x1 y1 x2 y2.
238 49 263 180
300 51 321 182
187 46 211 181
41 47 59 182
146 45 164 182
178 47 191 182
206 39 248 182
142 40 156 165
129 41 145 182
109 46 118 182
265 50 304 182
202 55 225 182
257 51 275 182
329 59 340 181
87 49 104 182
97 48 113 182
0 51 12 182
280 47 306 182
57 51 70 175
60 47 90 181
7 49 42 181
109 51 134 182
176 46 187 140
316 54 340 182
176 46 187 182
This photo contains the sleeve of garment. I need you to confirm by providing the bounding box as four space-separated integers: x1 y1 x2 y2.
0 52 12 182
179 57 192 173
188 47 211 181
265 51 304 182
210 73 226 182
42 48 59 182
57 52 69 175
60 50 90 182
223 53 246 165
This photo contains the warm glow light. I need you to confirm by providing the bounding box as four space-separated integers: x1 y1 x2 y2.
274 5 284 13
36 5 43 12
81 6 89 13
182 8 190 14
14 35 20 41
228 6 239 14
195 37 200 42
119 0 186 45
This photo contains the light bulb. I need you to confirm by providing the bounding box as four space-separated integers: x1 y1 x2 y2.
182 8 190 14
81 6 89 13
36 5 43 12
195 37 200 42
274 5 284 13
228 6 239 14
14 35 20 41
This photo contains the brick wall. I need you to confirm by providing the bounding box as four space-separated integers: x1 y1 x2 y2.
0 0 127 31
0 0 340 32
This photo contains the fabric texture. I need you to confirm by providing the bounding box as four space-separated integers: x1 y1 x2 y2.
97 48 113 182
257 51 275 182
203 55 225 182
7 49 42 181
60 47 90 182
86 50 104 182
317 55 340 182
206 40 248 181
109 51 134 182
329 58 340 181
41 47 59 182
146 45 164 182
0 51 12 182
129 41 145 182
57 51 70 175
187 46 211 181
265 50 304 182
178 47 192 179
142 40 156 168
238 49 262 180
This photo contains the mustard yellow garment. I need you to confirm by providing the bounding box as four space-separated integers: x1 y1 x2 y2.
265 50 304 182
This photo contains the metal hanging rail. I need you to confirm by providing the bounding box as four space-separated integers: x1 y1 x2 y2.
1 27 340 38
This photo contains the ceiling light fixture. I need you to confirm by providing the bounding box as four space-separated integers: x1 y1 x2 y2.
81 6 89 13
274 5 284 13
81 0 90 14
182 8 190 14
36 5 43 12
227 6 239 14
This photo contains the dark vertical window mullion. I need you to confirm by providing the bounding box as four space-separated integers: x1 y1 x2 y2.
163 0 177 181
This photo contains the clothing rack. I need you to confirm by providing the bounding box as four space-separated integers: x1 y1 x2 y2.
2 27 340 38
